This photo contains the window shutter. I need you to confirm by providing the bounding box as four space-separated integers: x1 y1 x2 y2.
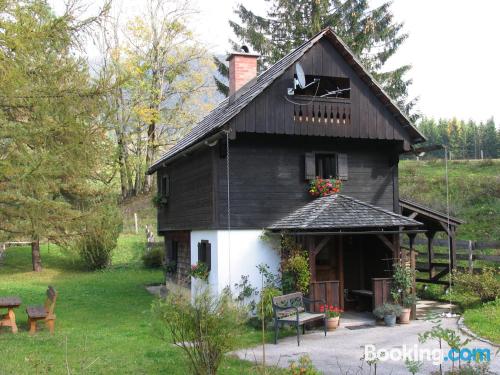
206 242 211 271
198 241 203 262
305 153 316 180
337 153 348 180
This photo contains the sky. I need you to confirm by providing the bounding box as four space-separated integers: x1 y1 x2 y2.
50 0 500 124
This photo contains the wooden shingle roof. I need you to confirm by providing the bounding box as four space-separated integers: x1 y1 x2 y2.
148 27 425 174
268 194 422 230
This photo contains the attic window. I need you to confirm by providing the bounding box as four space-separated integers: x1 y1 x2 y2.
294 75 350 99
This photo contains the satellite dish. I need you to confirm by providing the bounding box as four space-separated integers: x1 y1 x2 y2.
295 63 306 88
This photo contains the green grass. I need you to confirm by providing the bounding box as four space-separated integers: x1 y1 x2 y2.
463 299 500 344
0 235 272 374
400 159 500 241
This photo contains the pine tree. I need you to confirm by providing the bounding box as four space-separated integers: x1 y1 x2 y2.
215 0 415 117
0 0 114 271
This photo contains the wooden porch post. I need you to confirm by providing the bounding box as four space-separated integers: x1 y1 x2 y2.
425 231 436 278
449 227 457 271
408 233 417 320
307 237 317 282
338 237 344 308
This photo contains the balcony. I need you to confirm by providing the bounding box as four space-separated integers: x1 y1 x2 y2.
290 96 351 125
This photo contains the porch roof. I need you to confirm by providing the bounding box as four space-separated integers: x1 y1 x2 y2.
268 194 422 231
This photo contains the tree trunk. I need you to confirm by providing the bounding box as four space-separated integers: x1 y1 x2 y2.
143 118 155 193
31 239 42 272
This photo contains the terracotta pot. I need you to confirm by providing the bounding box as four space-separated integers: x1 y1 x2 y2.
399 308 411 324
326 317 340 331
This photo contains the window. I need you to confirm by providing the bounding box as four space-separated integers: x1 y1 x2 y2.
294 75 350 99
315 154 337 179
305 152 348 180
161 175 170 197
198 240 211 271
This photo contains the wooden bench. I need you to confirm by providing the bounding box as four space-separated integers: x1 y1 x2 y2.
272 292 326 346
26 286 57 335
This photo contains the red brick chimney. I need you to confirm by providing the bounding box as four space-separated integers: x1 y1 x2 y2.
227 47 259 96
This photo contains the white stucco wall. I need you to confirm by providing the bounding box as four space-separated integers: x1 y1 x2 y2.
190 230 281 295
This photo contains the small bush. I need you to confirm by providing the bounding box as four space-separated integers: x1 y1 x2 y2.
281 236 311 294
142 245 164 268
453 268 500 303
287 355 322 375
76 203 122 270
154 287 246 375
257 286 282 324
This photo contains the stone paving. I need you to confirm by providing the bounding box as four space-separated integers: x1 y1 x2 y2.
235 302 499 374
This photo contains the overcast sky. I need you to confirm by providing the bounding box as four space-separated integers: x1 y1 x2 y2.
51 0 500 124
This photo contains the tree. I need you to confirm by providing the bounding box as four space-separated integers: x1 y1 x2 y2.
215 0 415 118
479 118 498 158
99 0 216 197
0 0 115 271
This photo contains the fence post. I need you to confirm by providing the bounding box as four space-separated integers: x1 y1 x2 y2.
468 240 474 273
134 213 138 234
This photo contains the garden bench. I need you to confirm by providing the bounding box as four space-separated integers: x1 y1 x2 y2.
272 292 326 346
26 286 57 335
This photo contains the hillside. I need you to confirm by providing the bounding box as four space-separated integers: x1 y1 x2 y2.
399 159 499 241
121 159 500 241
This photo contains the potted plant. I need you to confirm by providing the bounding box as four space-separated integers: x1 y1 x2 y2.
188 262 209 282
373 303 402 327
391 263 415 324
400 295 417 324
320 304 343 331
308 177 341 197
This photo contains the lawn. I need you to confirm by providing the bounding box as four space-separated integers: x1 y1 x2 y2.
463 299 500 344
0 235 272 374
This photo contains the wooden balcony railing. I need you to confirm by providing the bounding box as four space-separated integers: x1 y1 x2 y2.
291 97 351 125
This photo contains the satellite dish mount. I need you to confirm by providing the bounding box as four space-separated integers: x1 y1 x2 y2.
288 63 319 95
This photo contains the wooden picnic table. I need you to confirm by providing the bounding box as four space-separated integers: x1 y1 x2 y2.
0 296 22 333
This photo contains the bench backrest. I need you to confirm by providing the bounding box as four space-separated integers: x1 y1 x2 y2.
272 292 305 318
44 286 57 316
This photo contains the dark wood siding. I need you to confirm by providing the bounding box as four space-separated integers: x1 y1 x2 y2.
216 133 400 229
157 148 214 232
229 39 411 143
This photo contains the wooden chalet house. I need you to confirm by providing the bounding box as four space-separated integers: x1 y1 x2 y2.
148 28 461 311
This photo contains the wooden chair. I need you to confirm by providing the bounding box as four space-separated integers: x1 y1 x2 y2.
26 286 57 335
272 292 326 346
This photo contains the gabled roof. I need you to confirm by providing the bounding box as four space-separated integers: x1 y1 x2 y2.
148 27 425 174
268 194 422 230
400 198 464 226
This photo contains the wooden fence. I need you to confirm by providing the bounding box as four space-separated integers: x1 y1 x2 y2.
406 239 500 284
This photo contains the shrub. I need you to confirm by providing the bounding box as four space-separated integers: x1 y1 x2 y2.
154 287 246 375
142 245 164 268
453 268 500 303
257 286 282 324
391 263 414 304
373 303 403 319
76 203 122 270
280 237 311 294
287 355 322 375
